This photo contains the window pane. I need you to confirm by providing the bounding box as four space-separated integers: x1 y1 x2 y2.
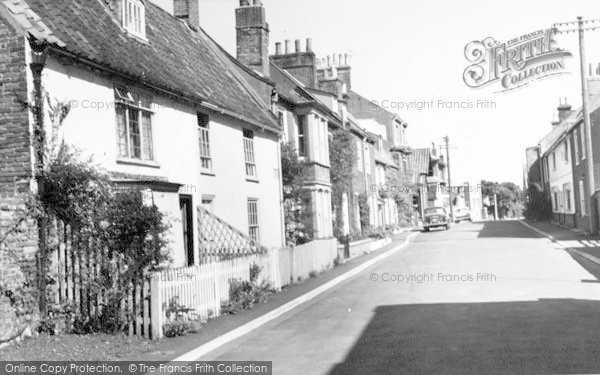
116 106 128 157
247 200 259 242
244 132 256 177
298 115 306 156
129 109 141 159
141 112 153 160
199 126 211 170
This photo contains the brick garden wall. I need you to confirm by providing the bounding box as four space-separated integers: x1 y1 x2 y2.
0 17 37 340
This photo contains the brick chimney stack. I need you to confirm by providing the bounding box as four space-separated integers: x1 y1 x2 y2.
271 38 317 88
148 0 200 29
236 0 270 77
316 51 352 97
174 0 200 30
557 97 573 123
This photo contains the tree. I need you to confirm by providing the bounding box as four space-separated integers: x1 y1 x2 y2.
280 142 311 245
329 129 357 238
481 180 524 219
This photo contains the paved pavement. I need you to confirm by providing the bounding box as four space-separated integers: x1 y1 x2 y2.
200 221 600 374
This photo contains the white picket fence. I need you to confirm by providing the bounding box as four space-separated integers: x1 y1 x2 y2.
150 250 281 339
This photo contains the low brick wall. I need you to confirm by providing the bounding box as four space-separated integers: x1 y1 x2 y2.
342 237 392 259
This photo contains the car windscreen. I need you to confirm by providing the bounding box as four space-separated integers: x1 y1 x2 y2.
425 208 446 215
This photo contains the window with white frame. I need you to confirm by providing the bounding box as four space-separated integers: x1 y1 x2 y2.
563 140 569 163
552 152 556 170
277 110 287 142
243 129 257 178
122 0 146 39
247 199 260 242
563 183 571 212
201 196 214 212
297 115 307 157
376 165 385 186
198 113 212 171
356 140 363 172
115 87 154 161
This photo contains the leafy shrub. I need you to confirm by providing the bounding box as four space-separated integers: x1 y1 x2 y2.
162 296 201 338
221 266 272 315
221 280 272 315
364 226 393 240
329 129 357 237
281 142 312 246
357 193 371 230
163 321 200 338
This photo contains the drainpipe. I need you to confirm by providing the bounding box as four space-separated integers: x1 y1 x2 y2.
276 135 286 248
29 38 49 318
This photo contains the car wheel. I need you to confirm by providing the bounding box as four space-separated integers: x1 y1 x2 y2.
424 227 430 232
445 225 450 230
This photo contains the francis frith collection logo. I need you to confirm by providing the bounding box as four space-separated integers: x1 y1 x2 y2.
463 28 572 92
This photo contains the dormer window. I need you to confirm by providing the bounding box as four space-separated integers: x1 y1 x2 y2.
122 0 146 39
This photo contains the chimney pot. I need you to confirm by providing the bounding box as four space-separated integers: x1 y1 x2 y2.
327 55 331 66
306 38 313 52
344 53 348 66
338 54 343 65
295 39 301 53
285 40 291 54
275 42 282 55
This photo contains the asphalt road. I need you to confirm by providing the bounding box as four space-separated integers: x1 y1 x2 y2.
202 221 600 374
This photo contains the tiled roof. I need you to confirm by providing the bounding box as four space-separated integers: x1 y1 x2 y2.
538 93 600 155
269 62 343 127
1 0 279 131
407 148 430 183
269 62 313 105
347 90 405 126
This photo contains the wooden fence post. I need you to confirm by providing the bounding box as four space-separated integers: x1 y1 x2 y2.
213 262 221 318
150 273 163 340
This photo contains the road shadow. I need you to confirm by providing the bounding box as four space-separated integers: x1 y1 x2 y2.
476 221 541 239
328 299 600 375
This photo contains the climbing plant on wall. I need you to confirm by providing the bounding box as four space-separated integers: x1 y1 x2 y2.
329 129 357 238
280 142 312 246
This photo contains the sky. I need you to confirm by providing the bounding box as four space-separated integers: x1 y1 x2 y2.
194 0 600 187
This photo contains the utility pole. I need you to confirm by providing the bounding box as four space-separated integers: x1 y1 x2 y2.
578 16 597 234
444 136 454 222
494 194 499 220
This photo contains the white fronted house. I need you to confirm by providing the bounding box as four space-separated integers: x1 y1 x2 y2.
1 0 284 267
539 111 578 228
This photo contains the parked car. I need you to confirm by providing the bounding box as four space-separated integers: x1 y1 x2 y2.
454 208 472 223
423 207 450 231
